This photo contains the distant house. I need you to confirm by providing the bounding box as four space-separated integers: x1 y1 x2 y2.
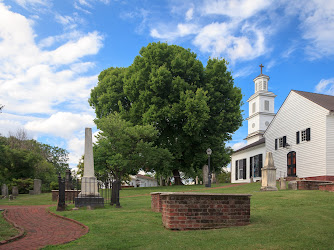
231 68 334 183
129 174 158 188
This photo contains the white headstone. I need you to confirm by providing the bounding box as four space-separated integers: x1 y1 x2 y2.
260 152 278 191
203 165 209 186
34 179 42 195
195 176 199 185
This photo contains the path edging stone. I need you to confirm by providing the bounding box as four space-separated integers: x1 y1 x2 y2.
0 209 26 245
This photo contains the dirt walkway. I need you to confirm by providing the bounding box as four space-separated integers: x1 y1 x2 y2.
0 205 88 250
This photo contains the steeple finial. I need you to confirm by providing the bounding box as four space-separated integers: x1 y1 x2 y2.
259 64 264 74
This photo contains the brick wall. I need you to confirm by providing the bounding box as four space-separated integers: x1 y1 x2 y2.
151 192 164 212
304 176 334 181
157 192 251 230
52 190 81 202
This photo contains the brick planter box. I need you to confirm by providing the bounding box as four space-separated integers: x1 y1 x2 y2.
157 192 251 230
319 183 334 192
296 180 332 190
52 190 81 202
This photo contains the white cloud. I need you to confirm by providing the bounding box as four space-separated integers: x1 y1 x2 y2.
185 7 194 21
0 4 103 115
25 112 95 138
12 0 52 12
232 141 247 151
74 0 110 13
297 0 334 58
151 23 199 40
203 0 273 19
315 78 334 95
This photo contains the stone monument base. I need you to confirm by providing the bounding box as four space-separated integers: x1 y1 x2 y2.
75 196 104 208
260 186 278 191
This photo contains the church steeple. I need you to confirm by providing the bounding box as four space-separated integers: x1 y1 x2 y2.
245 65 276 144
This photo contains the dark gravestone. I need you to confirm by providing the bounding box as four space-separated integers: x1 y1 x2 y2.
57 174 66 211
110 180 121 208
65 169 73 190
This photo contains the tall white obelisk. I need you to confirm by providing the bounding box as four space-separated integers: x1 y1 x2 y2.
75 128 104 207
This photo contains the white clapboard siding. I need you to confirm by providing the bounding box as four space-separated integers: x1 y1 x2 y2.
326 114 334 175
231 144 266 183
265 91 328 178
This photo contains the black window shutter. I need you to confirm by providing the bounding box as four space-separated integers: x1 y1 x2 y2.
283 136 287 147
243 159 247 179
250 157 253 178
296 131 300 144
259 154 263 177
306 128 311 141
275 139 278 150
235 161 238 180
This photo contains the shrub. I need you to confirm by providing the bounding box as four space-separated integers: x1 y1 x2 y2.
10 178 34 194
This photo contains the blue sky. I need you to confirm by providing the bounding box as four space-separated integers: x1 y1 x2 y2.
1 0 334 169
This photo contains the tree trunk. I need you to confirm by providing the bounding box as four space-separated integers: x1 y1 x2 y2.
172 169 184 185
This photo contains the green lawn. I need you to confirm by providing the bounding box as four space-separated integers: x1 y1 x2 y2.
1 183 334 249
0 211 19 242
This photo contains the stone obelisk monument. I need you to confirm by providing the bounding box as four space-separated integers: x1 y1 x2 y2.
261 152 278 191
75 128 104 207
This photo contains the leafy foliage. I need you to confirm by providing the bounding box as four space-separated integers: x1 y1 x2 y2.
0 132 69 191
89 42 243 181
94 112 173 181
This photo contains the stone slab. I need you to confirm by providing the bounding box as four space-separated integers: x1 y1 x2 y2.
75 197 104 208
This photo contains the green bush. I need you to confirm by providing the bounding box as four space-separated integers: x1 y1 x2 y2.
50 181 58 190
10 178 34 194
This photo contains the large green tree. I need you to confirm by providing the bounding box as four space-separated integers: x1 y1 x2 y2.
89 42 243 184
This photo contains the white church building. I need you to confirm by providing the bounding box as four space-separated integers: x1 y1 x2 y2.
231 66 334 183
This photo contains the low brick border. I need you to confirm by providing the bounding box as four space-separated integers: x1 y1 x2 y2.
0 209 26 245
319 183 334 192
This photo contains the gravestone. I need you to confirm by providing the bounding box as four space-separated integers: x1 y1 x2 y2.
75 128 104 208
34 179 42 195
203 165 209 186
288 180 298 190
1 184 8 197
211 173 216 184
195 176 199 185
280 177 286 190
260 152 278 191
12 186 18 196
9 195 13 200
65 169 73 190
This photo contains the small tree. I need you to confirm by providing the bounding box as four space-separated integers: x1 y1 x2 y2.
94 112 173 206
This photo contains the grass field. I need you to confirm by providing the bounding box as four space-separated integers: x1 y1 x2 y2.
0 211 19 242
1 183 334 249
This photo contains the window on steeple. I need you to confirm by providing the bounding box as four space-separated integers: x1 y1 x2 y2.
252 102 256 113
263 80 267 90
259 81 262 90
264 100 269 111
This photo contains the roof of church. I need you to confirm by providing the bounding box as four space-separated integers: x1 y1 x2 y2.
233 138 265 154
293 90 334 112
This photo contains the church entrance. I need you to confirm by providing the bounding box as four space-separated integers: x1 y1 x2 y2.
287 151 296 177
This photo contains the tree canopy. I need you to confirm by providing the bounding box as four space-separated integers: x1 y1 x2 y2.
94 112 173 182
89 42 243 183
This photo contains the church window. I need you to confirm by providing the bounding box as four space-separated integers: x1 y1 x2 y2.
252 102 256 113
276 136 287 149
264 100 269 111
265 121 269 126
250 154 262 178
300 128 311 142
236 159 246 180
263 80 267 90
252 123 255 128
